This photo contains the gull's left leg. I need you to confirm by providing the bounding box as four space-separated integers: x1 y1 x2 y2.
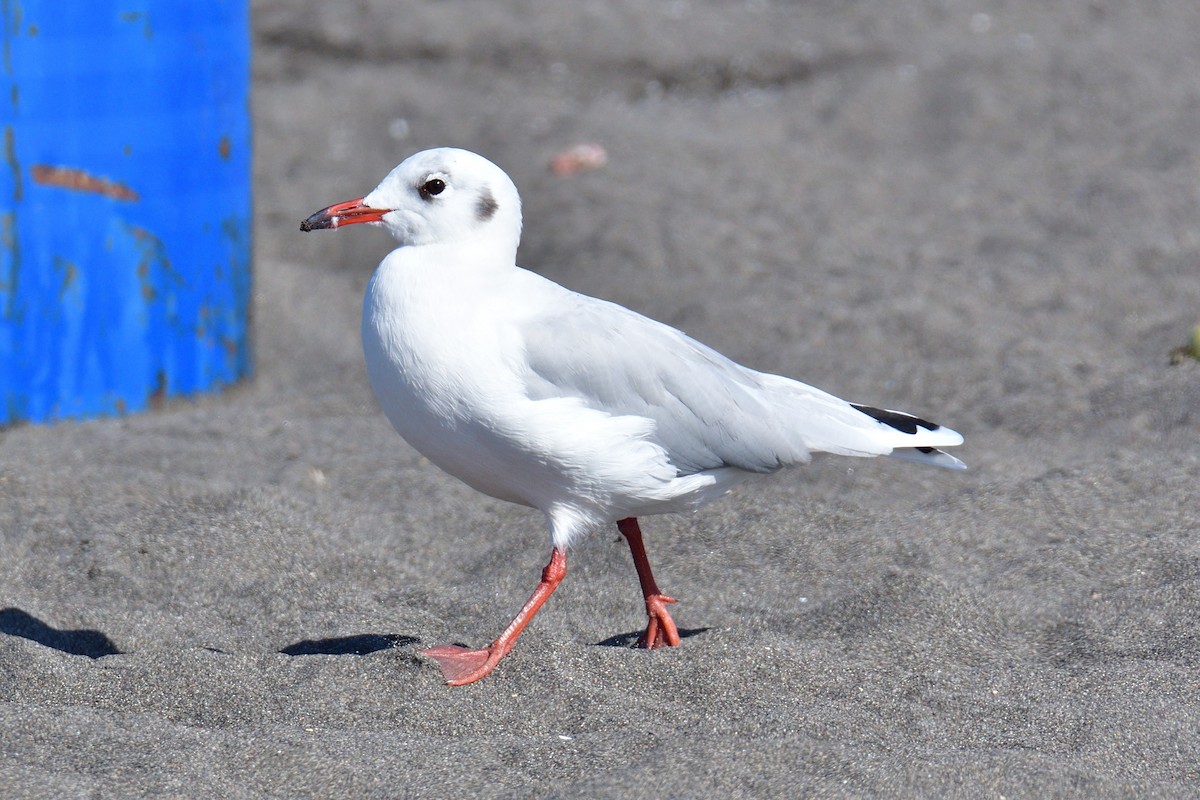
420 546 567 685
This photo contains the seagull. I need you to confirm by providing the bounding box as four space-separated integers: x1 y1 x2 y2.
301 148 964 686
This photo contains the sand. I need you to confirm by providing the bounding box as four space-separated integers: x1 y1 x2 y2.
3 1 1199 796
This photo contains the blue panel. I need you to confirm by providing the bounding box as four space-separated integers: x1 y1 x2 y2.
1 2 252 425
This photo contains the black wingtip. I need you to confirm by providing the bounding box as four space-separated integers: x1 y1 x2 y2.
850 404 940 435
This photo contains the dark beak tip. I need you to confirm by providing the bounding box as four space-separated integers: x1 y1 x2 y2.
300 212 332 232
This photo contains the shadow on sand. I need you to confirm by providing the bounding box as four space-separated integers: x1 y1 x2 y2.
279 633 418 656
0 607 123 658
594 627 709 648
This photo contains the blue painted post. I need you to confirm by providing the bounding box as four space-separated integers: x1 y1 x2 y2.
1 3 252 425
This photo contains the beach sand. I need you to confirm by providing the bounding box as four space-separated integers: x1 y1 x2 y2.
3 1 1199 796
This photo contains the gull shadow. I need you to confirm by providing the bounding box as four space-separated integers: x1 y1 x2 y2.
594 627 710 648
0 607 122 658
280 633 418 656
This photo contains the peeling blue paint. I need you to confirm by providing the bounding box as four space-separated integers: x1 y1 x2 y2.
1 2 251 425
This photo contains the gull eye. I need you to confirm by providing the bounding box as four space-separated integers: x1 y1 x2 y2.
418 178 446 200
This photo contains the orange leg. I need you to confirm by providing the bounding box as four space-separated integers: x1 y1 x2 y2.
617 517 681 649
420 547 566 686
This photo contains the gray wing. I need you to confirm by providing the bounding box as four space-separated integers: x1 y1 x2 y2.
520 292 840 475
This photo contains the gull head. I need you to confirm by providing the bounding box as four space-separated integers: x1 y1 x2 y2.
301 148 523 252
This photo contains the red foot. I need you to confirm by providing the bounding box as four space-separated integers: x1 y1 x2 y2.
618 518 684 651
641 593 681 649
419 644 505 686
419 547 568 686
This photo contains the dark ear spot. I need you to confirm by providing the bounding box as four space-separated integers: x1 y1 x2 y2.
475 190 499 222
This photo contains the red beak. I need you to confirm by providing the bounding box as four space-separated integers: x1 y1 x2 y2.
300 197 390 231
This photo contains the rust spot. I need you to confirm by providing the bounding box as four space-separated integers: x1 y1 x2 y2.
125 223 184 289
218 136 231 160
54 256 78 299
5 128 23 201
127 225 157 243
149 370 168 410
30 164 140 201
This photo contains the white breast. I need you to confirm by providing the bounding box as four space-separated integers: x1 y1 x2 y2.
359 246 736 544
